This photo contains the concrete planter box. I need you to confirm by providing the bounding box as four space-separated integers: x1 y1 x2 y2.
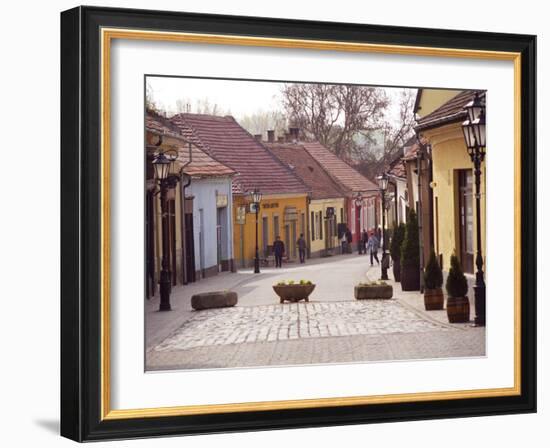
273 284 315 303
191 290 238 310
354 284 393 300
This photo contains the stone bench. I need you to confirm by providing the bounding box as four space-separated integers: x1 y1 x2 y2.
191 290 238 310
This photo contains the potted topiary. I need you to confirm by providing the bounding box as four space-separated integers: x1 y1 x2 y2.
390 222 405 282
400 209 420 291
445 253 470 323
354 281 393 300
273 279 316 303
424 250 444 310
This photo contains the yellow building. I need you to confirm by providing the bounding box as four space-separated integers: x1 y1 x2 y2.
233 193 308 266
307 198 346 256
170 114 310 268
414 88 462 118
415 90 486 273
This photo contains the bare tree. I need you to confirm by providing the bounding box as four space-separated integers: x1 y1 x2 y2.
381 89 416 158
145 83 159 112
281 83 388 158
238 110 288 137
354 89 417 179
174 97 229 116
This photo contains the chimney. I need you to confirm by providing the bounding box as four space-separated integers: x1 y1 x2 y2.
254 134 262 142
267 129 275 143
289 127 300 143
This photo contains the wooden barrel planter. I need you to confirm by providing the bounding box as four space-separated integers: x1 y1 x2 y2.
273 284 316 303
354 284 393 300
424 288 444 310
400 264 420 291
446 296 470 323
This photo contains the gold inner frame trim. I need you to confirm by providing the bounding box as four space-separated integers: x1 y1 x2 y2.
100 27 522 421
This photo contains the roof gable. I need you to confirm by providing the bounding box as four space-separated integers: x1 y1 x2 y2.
301 141 378 195
266 143 346 200
145 111 235 178
415 90 485 131
170 113 309 196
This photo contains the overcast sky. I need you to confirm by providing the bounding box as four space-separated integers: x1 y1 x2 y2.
146 76 415 125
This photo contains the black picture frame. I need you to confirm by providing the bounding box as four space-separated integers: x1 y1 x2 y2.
61 5 536 442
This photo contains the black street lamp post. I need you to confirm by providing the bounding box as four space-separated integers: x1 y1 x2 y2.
152 150 179 312
461 93 486 327
377 173 389 280
249 189 263 274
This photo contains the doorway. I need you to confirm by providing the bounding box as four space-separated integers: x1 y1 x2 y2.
458 169 474 273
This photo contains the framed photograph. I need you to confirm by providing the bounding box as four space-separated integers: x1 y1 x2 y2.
60 5 536 442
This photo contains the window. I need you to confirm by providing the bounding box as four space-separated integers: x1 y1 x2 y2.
319 211 323 239
262 216 269 255
273 215 280 242
311 211 315 241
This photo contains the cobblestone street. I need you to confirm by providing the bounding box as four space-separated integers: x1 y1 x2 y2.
145 253 485 370
153 301 451 351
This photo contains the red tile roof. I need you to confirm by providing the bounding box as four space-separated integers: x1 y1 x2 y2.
170 113 309 196
145 111 235 178
300 141 378 195
415 90 485 131
266 142 346 200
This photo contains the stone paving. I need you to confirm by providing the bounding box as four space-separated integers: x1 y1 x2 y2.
146 329 485 370
152 300 452 352
145 252 485 371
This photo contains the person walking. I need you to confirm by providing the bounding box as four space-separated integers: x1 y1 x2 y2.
296 233 307 264
361 229 369 255
341 231 347 254
345 228 352 254
273 235 285 268
366 231 380 266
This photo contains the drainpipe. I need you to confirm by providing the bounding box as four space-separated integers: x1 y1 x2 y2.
416 138 425 294
179 141 193 285
306 194 311 258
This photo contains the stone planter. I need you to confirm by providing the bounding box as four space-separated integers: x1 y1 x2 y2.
354 284 393 300
191 290 238 310
446 295 470 323
424 287 444 310
273 284 315 303
400 264 420 291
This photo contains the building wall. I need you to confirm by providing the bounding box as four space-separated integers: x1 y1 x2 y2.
186 177 234 278
392 178 408 225
425 123 486 273
347 195 378 243
309 197 346 256
233 193 308 268
404 157 432 267
416 89 462 118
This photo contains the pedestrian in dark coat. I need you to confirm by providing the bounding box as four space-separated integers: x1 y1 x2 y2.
273 236 285 268
296 233 307 263
345 228 352 254
361 229 369 255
